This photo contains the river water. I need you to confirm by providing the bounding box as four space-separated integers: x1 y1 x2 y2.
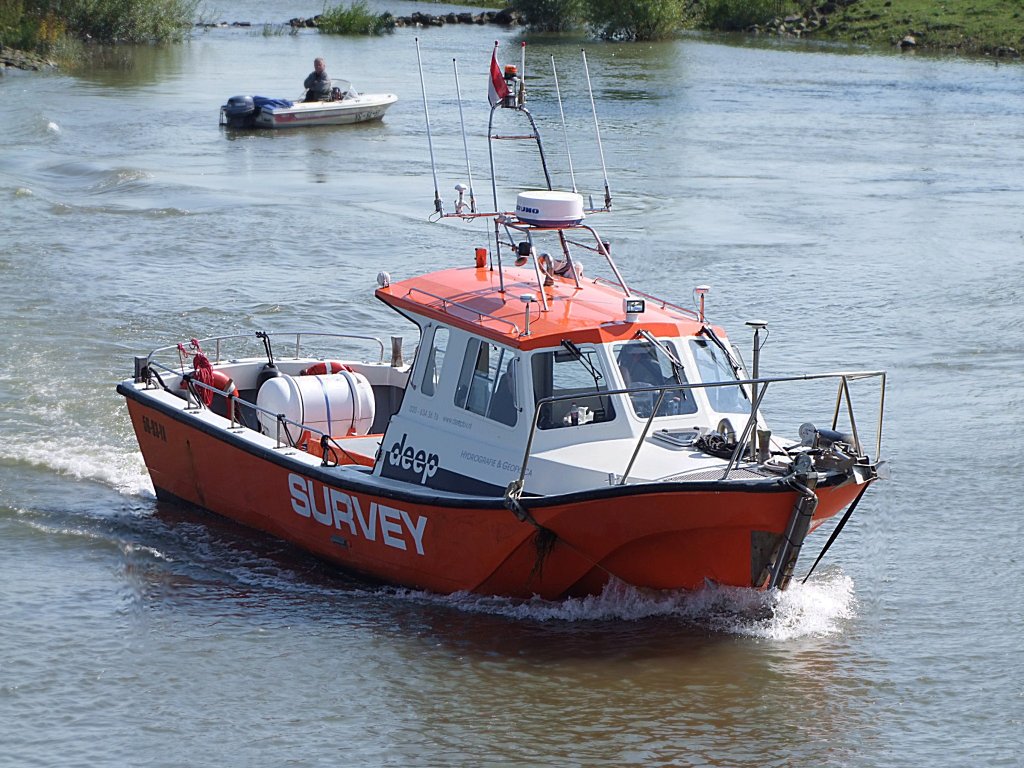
2 2 1023 765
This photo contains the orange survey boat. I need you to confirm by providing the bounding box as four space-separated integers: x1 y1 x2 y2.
119 48 886 599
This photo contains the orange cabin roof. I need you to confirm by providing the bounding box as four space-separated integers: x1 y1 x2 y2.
376 263 715 351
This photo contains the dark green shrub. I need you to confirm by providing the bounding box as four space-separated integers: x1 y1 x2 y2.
64 0 197 43
512 0 585 32
2 0 197 47
700 0 783 30
317 1 395 35
0 0 67 48
587 0 688 40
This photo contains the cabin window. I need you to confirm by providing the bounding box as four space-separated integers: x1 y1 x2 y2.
614 340 698 419
531 344 616 430
454 338 518 427
689 339 749 413
420 326 449 396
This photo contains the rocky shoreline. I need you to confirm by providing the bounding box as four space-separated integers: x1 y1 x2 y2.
0 43 56 71
193 8 524 31
288 7 523 29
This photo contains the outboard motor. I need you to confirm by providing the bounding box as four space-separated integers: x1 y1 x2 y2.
222 95 256 128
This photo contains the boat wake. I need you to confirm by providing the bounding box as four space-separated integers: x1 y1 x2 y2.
4 486 854 641
393 574 858 640
0 432 153 499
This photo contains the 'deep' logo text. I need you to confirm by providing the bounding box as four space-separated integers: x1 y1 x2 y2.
384 433 439 485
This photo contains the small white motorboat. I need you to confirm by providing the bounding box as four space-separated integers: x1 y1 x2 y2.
220 81 397 129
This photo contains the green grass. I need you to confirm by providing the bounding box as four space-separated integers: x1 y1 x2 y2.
317 0 395 34
260 23 297 36
820 0 1024 53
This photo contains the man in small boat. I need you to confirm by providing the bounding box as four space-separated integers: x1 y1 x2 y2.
303 57 332 102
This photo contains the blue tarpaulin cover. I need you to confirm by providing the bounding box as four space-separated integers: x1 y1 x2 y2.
253 96 294 110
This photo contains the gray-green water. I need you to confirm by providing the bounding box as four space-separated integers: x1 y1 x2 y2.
2 4 1022 765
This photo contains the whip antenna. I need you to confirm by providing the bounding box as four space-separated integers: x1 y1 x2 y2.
551 56 577 193
452 58 477 214
519 41 527 103
415 37 443 216
581 49 611 210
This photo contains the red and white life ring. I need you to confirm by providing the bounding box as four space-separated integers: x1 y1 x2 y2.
300 361 351 376
181 370 238 416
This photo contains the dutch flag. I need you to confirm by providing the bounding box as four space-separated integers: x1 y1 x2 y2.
488 44 509 107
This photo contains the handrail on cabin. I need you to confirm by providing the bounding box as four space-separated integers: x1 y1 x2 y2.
403 287 521 335
589 278 701 322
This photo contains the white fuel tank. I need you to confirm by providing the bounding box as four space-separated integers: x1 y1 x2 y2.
256 372 376 437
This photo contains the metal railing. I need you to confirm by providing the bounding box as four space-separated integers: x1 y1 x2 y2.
145 349 885 494
590 278 701 322
516 370 886 492
172 370 367 466
403 287 521 335
145 331 386 367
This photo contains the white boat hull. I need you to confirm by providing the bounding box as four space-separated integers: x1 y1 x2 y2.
254 93 397 128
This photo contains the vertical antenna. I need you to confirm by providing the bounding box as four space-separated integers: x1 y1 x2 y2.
519 41 527 104
452 58 477 214
581 49 611 210
551 56 577 193
416 37 443 216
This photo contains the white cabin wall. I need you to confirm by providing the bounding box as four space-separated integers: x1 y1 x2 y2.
373 323 532 494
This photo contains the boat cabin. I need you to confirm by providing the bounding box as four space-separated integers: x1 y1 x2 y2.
373 240 755 496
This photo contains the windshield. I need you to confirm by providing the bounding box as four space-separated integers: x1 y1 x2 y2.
531 345 615 430
690 339 749 413
614 340 697 419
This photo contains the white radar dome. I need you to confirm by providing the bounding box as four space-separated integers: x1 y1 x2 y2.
515 191 585 228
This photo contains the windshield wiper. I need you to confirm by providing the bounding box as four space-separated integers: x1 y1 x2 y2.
636 330 685 383
698 325 744 378
561 339 604 385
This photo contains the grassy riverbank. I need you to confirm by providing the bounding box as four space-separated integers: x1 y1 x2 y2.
815 0 1024 55
3 0 1023 71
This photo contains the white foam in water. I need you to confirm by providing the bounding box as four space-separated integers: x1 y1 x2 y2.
47 121 60 133
119 542 170 561
397 573 857 639
0 434 154 498
764 573 858 637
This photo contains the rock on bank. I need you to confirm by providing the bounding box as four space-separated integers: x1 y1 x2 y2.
1 44 56 71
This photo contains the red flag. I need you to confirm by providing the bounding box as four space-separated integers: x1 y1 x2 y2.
488 46 508 107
